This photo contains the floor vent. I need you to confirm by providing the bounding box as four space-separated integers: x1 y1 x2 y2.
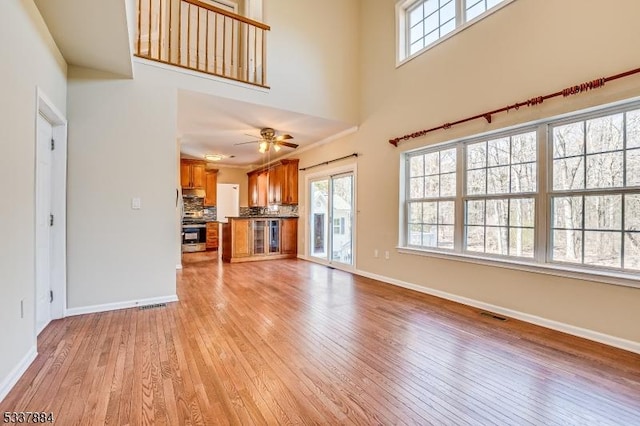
480 311 508 321
139 303 167 310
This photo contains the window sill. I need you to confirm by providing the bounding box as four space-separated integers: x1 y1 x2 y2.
396 246 640 289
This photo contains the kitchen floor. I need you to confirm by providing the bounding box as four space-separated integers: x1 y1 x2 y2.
2 256 639 424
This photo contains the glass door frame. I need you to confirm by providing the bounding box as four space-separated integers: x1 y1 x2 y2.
305 164 357 271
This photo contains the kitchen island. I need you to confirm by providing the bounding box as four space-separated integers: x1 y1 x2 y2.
222 216 298 263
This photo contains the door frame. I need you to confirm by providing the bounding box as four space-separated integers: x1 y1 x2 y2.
36 88 67 325
304 163 357 272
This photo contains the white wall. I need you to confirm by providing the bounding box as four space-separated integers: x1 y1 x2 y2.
296 0 640 345
0 0 67 397
263 0 359 124
66 64 177 309
138 0 360 126
67 1 359 306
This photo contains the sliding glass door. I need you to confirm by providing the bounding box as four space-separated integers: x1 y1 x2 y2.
310 172 354 266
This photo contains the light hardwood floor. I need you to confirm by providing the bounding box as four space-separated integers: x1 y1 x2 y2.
2 252 640 425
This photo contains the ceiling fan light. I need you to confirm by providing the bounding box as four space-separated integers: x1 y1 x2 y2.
273 143 281 152
259 141 268 153
205 154 224 161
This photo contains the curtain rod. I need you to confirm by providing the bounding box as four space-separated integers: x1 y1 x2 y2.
299 153 359 171
389 66 640 147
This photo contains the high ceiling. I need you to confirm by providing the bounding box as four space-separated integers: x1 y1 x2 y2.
34 0 357 168
34 0 133 77
177 90 356 167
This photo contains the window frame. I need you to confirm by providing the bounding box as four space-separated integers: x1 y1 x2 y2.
396 0 517 66
546 106 640 273
405 146 458 251
461 127 540 261
399 99 640 288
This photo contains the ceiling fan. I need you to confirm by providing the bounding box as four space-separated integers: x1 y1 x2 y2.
235 128 298 153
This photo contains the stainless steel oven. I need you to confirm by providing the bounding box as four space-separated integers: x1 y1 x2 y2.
182 223 206 252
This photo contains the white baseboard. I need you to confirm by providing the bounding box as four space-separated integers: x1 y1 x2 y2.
0 345 37 403
176 264 183 270
354 269 640 355
65 295 179 317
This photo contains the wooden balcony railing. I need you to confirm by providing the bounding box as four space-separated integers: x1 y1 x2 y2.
135 0 270 87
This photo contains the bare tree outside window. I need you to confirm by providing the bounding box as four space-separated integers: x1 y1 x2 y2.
407 148 456 249
551 109 640 271
464 131 536 258
402 102 640 280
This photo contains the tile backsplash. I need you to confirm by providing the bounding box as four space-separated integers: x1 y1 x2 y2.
204 207 216 221
183 197 203 212
183 197 217 220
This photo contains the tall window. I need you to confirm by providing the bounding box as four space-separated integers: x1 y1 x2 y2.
464 131 537 257
401 101 640 283
398 0 508 61
550 110 640 271
407 148 457 249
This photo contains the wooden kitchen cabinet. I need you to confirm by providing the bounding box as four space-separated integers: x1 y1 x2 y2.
223 219 251 261
223 217 297 263
248 172 258 206
206 222 219 250
280 218 298 255
268 164 283 205
180 159 206 189
280 159 299 205
248 159 298 206
248 170 268 207
204 170 218 207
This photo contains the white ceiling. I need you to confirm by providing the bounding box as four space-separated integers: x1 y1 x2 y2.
34 0 355 167
178 90 356 167
35 0 133 77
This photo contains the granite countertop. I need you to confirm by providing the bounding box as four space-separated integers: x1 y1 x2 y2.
225 215 299 219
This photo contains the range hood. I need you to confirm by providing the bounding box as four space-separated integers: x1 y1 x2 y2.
182 188 206 198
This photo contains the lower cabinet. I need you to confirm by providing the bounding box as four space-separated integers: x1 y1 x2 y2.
222 218 298 263
281 218 297 255
206 222 219 250
223 219 251 259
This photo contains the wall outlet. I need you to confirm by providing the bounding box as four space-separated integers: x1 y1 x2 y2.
384 250 390 260
131 197 142 210
374 249 379 258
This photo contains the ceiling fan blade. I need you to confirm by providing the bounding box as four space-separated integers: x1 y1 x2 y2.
278 141 298 149
276 134 293 141
234 139 259 146
244 133 261 138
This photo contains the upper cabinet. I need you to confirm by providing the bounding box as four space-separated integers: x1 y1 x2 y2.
180 159 206 189
280 159 299 205
248 159 299 206
267 164 283 205
248 170 268 207
204 170 218 207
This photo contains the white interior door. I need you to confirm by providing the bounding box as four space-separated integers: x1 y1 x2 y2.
35 114 53 334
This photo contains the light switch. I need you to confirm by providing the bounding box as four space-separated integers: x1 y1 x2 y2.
131 197 142 210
